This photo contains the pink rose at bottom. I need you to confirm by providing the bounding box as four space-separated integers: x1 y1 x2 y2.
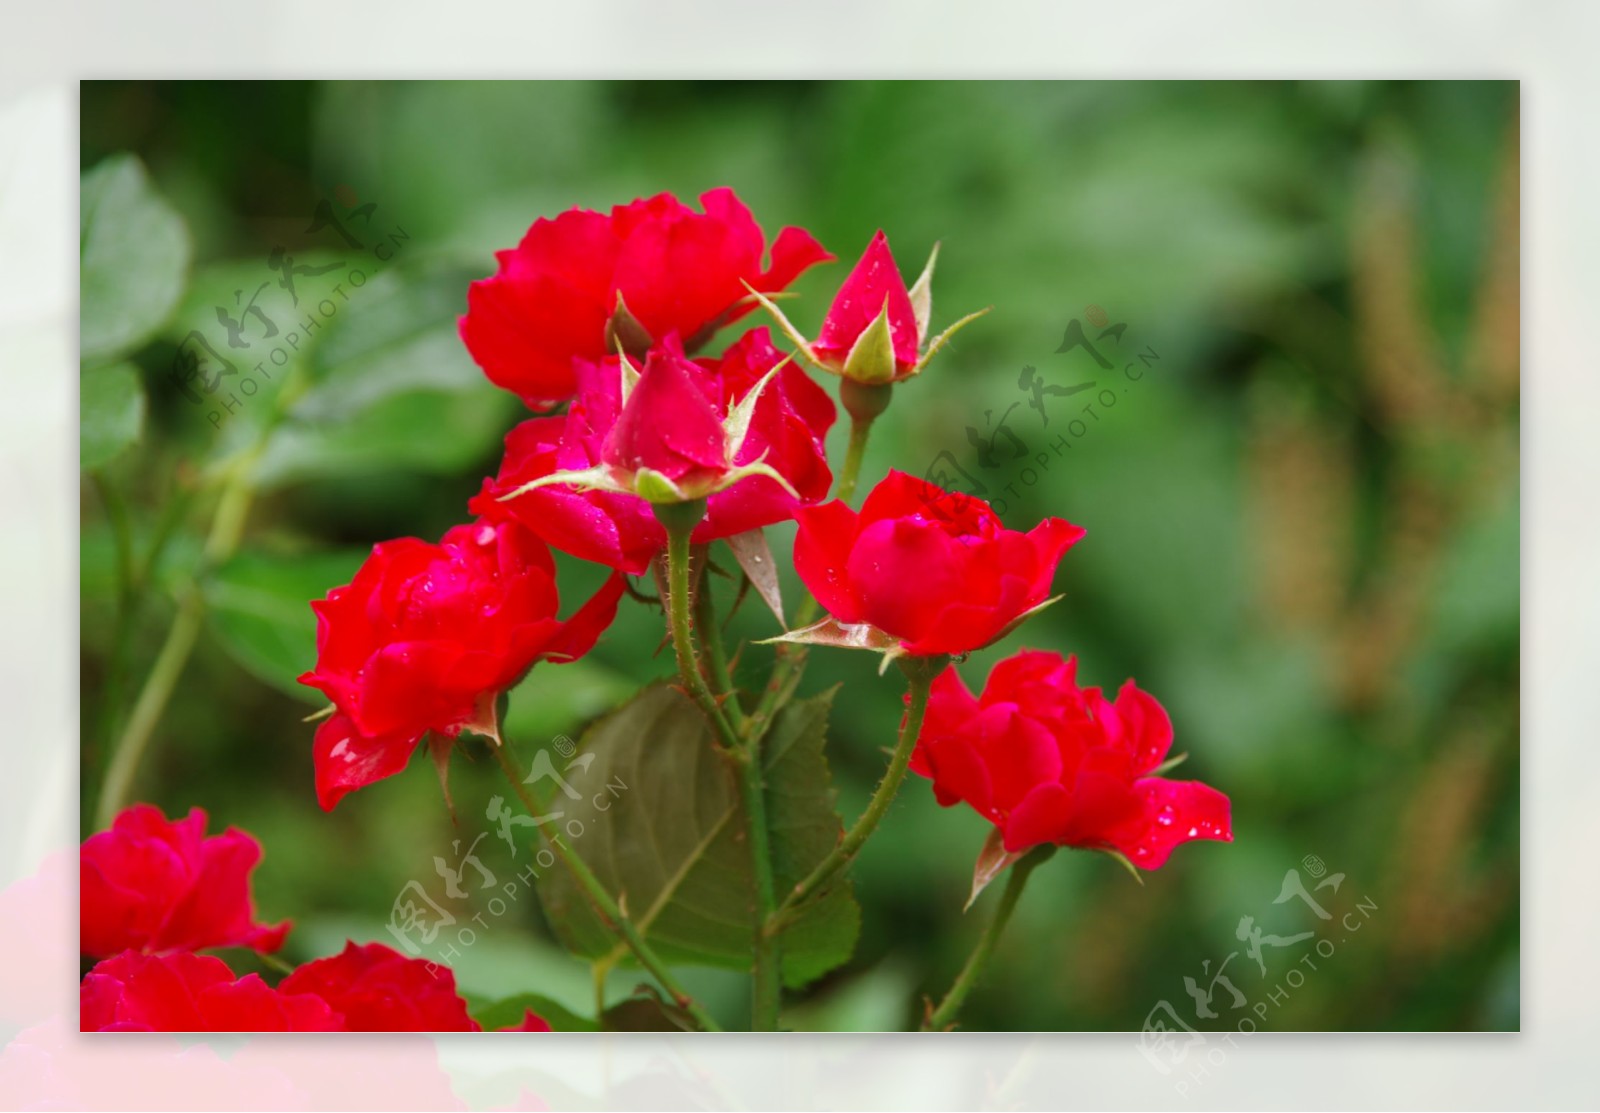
910 650 1231 868
79 804 289 959
280 941 547 1032
80 951 342 1032
81 942 549 1033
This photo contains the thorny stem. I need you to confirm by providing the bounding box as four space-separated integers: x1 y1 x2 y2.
692 560 747 731
659 505 742 755
490 739 722 1032
923 846 1054 1031
768 656 944 931
660 506 782 1030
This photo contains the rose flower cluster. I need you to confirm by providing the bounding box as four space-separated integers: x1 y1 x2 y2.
80 806 547 1031
83 188 1230 1032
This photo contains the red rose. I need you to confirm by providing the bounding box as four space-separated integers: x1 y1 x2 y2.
472 328 835 574
814 230 921 380
80 804 289 959
601 340 738 498
279 941 480 1032
910 651 1232 867
791 471 1084 656
460 188 831 408
80 951 341 1032
298 519 624 809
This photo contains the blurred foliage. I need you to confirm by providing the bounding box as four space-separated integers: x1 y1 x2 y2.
79 80 1518 1032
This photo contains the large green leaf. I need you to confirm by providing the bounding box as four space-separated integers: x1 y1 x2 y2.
81 154 191 363
250 388 518 490
298 262 487 416
532 684 858 989
80 361 146 471
243 261 518 490
203 548 369 701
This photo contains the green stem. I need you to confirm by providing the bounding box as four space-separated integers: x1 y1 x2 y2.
490 739 721 1032
661 508 781 1030
736 725 781 1030
748 402 884 741
923 846 1053 1031
834 378 891 508
660 508 742 754
692 563 746 730
92 473 136 755
96 586 205 828
835 414 874 507
95 462 260 828
769 657 943 929
93 344 303 826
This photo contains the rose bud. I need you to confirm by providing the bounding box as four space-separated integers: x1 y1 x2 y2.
80 804 289 959
298 519 624 810
460 188 832 409
778 470 1084 660
473 329 835 572
911 652 1232 873
81 951 342 1032
747 230 988 388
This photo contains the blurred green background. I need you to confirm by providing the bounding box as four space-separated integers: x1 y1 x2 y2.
79 80 1519 1032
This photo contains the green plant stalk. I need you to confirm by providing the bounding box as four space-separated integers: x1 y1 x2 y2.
735 719 781 1030
663 514 781 1030
91 472 136 754
769 659 940 930
923 845 1053 1031
95 585 205 828
834 413 875 507
660 512 742 755
489 739 721 1032
95 468 261 827
94 359 309 826
692 566 746 730
747 402 883 743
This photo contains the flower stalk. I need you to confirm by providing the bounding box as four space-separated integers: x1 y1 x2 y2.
923 845 1054 1031
659 502 782 1030
768 654 946 931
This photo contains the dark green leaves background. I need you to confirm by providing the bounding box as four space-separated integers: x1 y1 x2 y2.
80 81 1519 1032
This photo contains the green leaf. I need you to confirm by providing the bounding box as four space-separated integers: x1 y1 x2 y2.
532 684 859 989
468 991 597 1033
80 362 146 471
297 262 489 417
239 261 520 490
81 154 191 363
761 686 863 987
203 548 368 701
251 388 519 491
